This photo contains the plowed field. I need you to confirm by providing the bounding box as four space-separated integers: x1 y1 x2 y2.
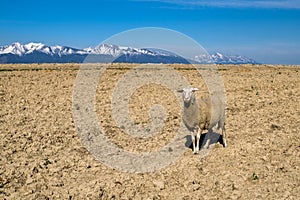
0 64 299 199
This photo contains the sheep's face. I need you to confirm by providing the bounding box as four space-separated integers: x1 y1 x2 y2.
178 87 199 105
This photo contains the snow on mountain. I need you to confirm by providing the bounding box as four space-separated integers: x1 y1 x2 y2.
0 42 87 56
209 52 257 64
0 42 257 64
0 42 156 57
86 44 158 57
194 54 212 63
0 42 25 56
194 52 257 64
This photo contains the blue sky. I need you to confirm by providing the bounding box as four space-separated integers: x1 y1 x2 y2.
1 0 300 64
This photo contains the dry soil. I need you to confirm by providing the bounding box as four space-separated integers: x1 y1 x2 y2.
0 63 299 199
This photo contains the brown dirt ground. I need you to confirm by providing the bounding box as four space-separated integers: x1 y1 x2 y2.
0 63 299 199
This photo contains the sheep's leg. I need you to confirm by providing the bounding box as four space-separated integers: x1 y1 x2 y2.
222 124 227 147
203 130 211 149
191 131 196 154
196 128 202 153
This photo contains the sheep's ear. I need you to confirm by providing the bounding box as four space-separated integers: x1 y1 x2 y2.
177 89 184 93
192 88 199 92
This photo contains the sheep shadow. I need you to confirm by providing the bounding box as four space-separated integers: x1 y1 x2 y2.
184 131 225 150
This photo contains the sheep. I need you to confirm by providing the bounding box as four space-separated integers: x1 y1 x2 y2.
178 87 227 154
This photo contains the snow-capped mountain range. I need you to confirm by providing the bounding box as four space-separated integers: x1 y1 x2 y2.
0 42 257 64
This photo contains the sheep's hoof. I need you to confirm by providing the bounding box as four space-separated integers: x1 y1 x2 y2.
193 150 199 154
223 139 227 147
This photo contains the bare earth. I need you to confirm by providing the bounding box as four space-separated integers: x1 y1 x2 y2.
0 63 299 199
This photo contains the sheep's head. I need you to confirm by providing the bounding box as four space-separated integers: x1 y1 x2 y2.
177 87 199 106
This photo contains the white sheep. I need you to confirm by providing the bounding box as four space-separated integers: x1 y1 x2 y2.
178 87 227 154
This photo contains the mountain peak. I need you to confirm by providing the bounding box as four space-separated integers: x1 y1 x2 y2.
24 42 44 48
0 42 26 56
12 42 22 46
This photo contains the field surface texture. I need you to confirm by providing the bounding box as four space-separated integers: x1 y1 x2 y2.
0 64 299 199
